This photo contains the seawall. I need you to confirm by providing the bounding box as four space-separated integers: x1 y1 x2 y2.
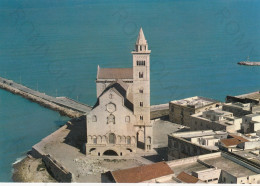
0 77 92 118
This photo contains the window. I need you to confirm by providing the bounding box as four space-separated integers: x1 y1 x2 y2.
127 136 131 144
92 115 97 122
93 136 97 144
107 114 115 124
140 102 143 107
139 89 143 93
109 133 116 144
140 46 142 51
137 61 145 66
140 115 143 120
139 72 143 78
125 116 130 123
109 94 113 99
147 136 152 144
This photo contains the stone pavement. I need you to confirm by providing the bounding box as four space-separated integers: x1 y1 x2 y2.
31 115 189 182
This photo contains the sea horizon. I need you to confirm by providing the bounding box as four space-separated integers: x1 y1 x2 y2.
0 0 260 182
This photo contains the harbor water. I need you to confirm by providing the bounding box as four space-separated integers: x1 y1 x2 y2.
0 0 260 181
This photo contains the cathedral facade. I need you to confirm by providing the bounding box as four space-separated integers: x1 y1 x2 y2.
86 28 153 156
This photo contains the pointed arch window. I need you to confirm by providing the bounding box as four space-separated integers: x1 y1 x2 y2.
140 115 143 120
140 102 143 107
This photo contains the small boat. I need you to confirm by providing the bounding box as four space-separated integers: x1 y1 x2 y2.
238 56 260 66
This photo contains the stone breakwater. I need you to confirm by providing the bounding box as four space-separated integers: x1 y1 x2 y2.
0 77 92 118
238 61 260 66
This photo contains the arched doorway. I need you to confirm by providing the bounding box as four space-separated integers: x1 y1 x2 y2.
103 150 118 156
137 130 145 149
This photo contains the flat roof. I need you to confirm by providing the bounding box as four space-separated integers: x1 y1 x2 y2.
202 156 258 177
204 109 233 116
169 153 258 178
170 130 227 139
170 162 208 175
170 96 219 108
237 91 260 101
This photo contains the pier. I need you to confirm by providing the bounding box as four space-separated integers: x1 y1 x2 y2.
0 77 92 118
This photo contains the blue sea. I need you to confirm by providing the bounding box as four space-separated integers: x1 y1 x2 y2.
0 0 260 182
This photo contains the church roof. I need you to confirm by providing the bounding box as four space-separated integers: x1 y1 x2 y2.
136 27 147 45
92 80 133 111
110 162 173 183
97 67 133 79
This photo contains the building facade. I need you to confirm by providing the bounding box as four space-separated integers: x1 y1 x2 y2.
169 96 220 126
241 113 260 134
190 108 242 133
168 130 227 160
86 28 153 156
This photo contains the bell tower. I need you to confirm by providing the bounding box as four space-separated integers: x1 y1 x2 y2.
132 28 152 151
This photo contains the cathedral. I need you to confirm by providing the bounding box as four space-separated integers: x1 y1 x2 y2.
86 28 153 156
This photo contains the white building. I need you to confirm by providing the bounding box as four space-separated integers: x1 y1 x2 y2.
242 113 260 134
85 28 153 156
190 108 242 133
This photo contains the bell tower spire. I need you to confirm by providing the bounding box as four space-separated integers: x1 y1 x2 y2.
132 27 152 152
135 27 149 53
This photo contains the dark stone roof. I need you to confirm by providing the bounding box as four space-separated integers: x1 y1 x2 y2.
97 67 133 79
111 162 173 183
92 81 133 111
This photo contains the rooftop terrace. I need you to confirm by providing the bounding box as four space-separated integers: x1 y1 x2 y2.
170 96 219 109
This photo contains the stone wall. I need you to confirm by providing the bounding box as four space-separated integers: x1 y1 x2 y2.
43 154 72 182
168 135 214 160
189 116 241 133
169 102 219 126
222 104 252 117
167 152 221 167
31 147 72 182
150 104 169 119
226 96 259 105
